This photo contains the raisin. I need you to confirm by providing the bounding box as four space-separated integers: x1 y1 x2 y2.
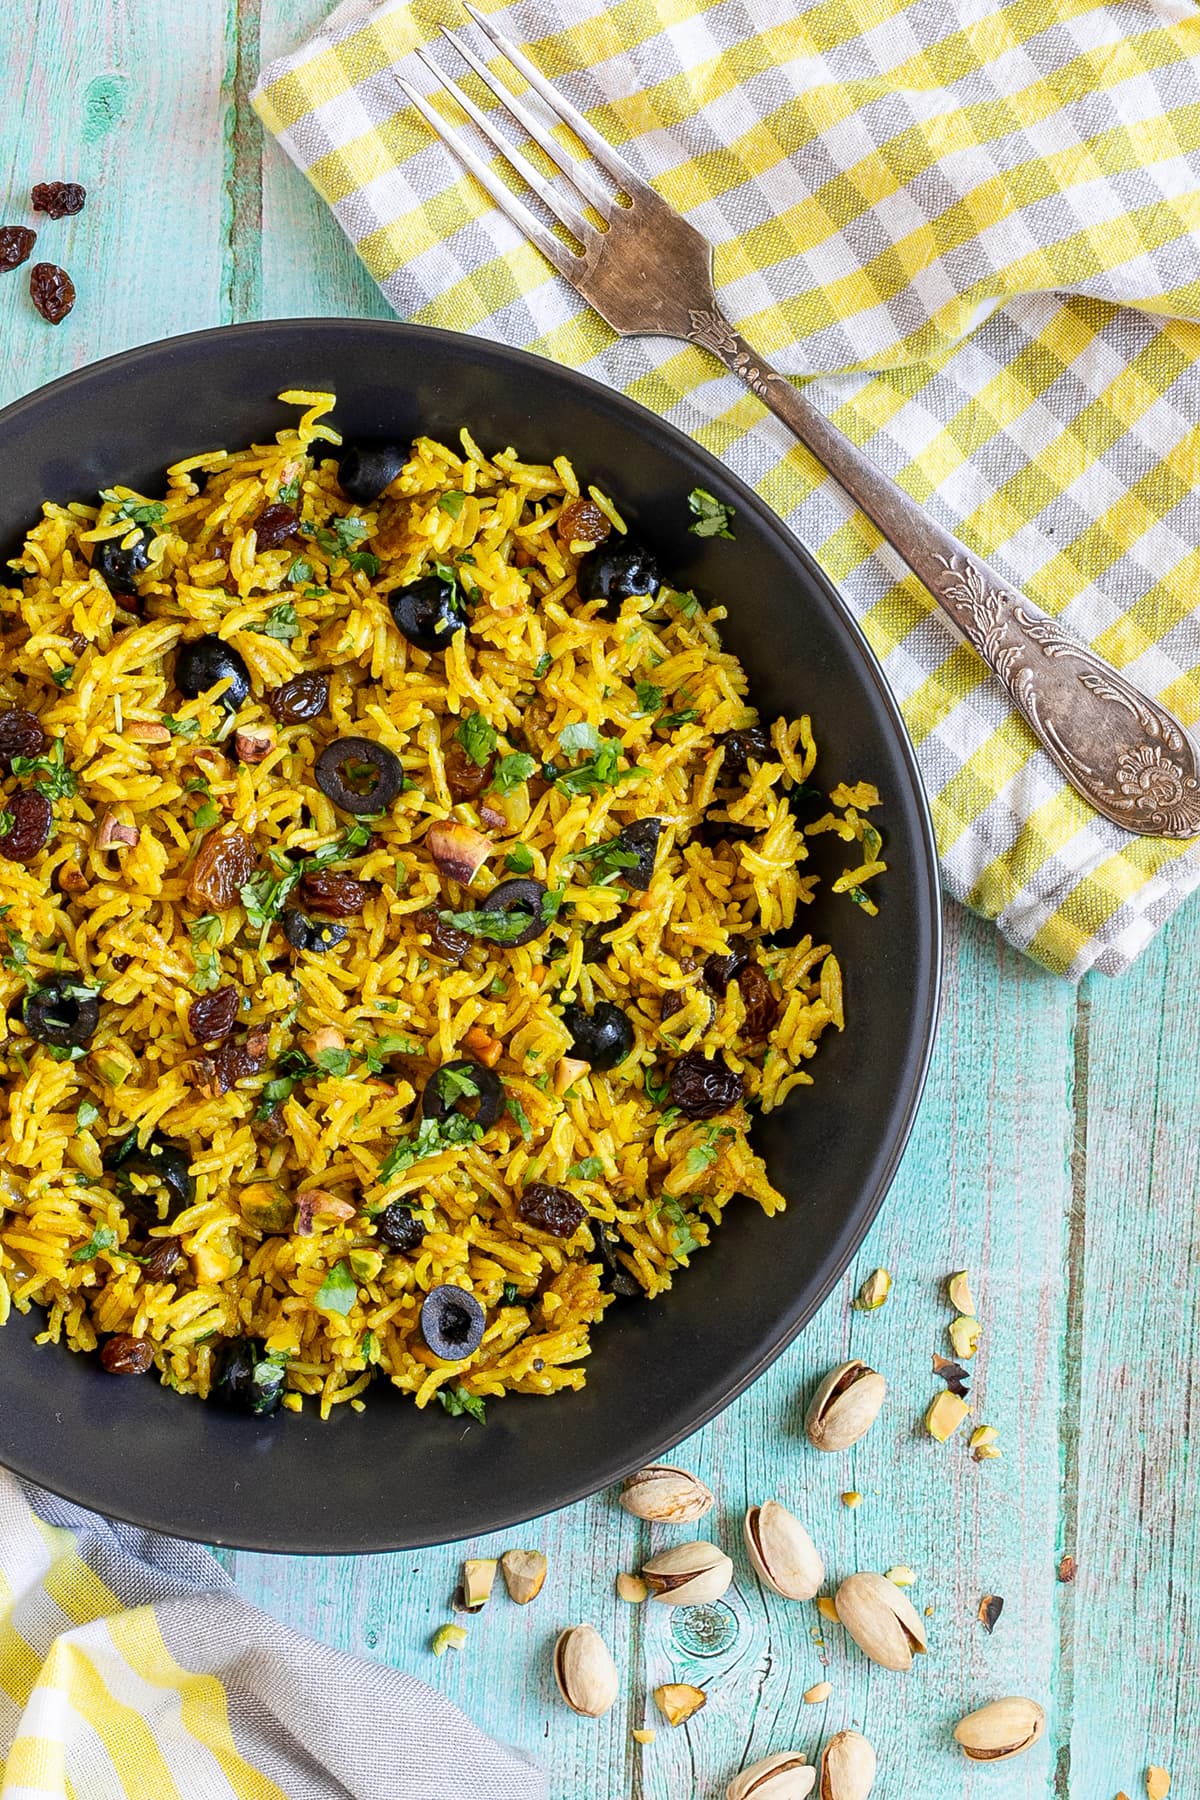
254 502 299 550
703 935 751 994
187 985 239 1044
717 728 770 782
412 908 471 965
0 227 36 272
0 791 53 864
257 1105 288 1142
109 953 131 972
212 1031 267 1091
143 1236 183 1281
0 707 46 766
100 1334 153 1375
661 989 684 1021
737 962 779 1042
667 1050 745 1120
444 739 493 802
377 1202 425 1252
298 870 371 917
187 825 255 910
518 1183 586 1238
29 262 75 324
31 182 86 219
268 671 329 724
557 497 611 549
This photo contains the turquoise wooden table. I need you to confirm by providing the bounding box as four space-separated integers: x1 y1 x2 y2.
2 4 1195 1794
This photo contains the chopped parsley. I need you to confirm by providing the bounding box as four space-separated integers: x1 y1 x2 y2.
532 651 552 680
634 681 663 715
684 1140 720 1179
75 1099 100 1135
434 1064 480 1103
188 915 222 992
378 1112 484 1182
315 1259 358 1316
687 487 735 539
549 735 646 796
438 1384 486 1423
438 889 562 944
566 1155 603 1181
193 799 220 831
559 722 602 756
490 752 536 794
10 738 77 802
348 550 381 578
661 1197 702 1256
563 836 640 884
287 556 313 585
438 490 466 519
432 560 458 588
314 1047 353 1077
277 476 301 506
505 844 534 875
164 714 200 740
71 1224 118 1264
51 665 74 689
314 515 371 560
255 604 300 643
644 1065 670 1106
455 712 496 768
254 1048 320 1120
505 1094 532 1140
99 489 167 528
363 1032 425 1072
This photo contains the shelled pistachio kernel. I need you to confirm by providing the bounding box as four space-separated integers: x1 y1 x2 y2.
949 1314 983 1360
804 1680 832 1703
816 1595 840 1623
947 1269 975 1314
1147 1769 1171 1800
655 1683 706 1726
841 1491 863 1508
616 1572 648 1603
499 1549 546 1604
855 1267 891 1310
462 1558 497 1609
431 1623 467 1656
632 1728 656 1745
925 1390 970 1441
884 1565 916 1587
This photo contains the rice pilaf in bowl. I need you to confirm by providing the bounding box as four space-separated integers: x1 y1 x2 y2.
0 390 885 1424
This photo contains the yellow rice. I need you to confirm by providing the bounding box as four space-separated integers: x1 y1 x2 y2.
0 393 884 1419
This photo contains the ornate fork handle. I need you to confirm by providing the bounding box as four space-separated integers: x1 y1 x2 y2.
689 310 1200 838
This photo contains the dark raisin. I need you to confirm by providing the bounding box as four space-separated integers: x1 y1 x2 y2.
668 1051 745 1120
518 1183 586 1238
444 739 493 802
29 262 75 324
737 963 779 1042
703 935 751 994
298 870 371 917
558 497 611 548
187 826 255 910
109 953 132 973
412 908 471 965
593 1222 643 1298
268 670 329 724
143 1236 184 1281
100 1333 153 1375
0 707 46 766
377 1202 425 1252
211 1031 267 1092
257 1105 288 1142
0 227 36 272
661 990 684 1021
31 182 86 219
254 502 299 550
187 985 239 1044
0 790 53 864
717 728 770 782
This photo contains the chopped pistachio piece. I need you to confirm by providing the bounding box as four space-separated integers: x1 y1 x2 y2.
816 1595 840 1623
854 1267 891 1310
841 1490 863 1508
969 1424 999 1450
499 1548 546 1604
947 1269 975 1314
925 1390 970 1442
462 1558 497 1610
1147 1770 1170 1800
885 1565 917 1587
431 1623 467 1656
632 1728 656 1745
654 1683 706 1727
975 1444 1003 1460
949 1314 983 1360
616 1572 648 1603
803 1680 832 1703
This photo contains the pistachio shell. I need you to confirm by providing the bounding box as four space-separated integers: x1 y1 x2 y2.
743 1500 825 1601
642 1540 733 1607
819 1730 877 1800
553 1624 619 1717
953 1696 1046 1761
805 1361 886 1451
835 1571 928 1671
619 1463 715 1523
727 1753 816 1800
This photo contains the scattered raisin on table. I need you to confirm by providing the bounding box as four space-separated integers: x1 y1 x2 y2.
737 963 779 1042
0 791 53 864
31 181 86 218
187 985 239 1045
518 1183 586 1238
254 502 299 550
143 1236 183 1281
444 739 493 802
667 1050 745 1119
268 670 329 724
299 870 371 917
557 497 611 549
187 825 255 910
100 1334 154 1375
0 227 36 272
30 262 75 324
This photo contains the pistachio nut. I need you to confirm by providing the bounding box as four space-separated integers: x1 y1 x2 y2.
654 1682 706 1726
642 1539 733 1607
744 1500 825 1601
462 1558 497 1609
949 1314 982 1360
855 1267 891 1310
499 1549 546 1605
835 1571 928 1671
726 1753 816 1800
947 1269 975 1314
819 1729 877 1800
953 1696 1045 1761
619 1463 715 1523
553 1624 619 1718
925 1389 970 1442
805 1361 886 1452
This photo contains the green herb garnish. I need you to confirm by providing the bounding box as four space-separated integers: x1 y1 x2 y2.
566 1155 603 1181
0 812 12 837
532 651 552 679
99 490 167 528
438 490 466 519
314 516 371 560
347 550 381 578
193 799 220 831
660 1197 702 1256
75 1099 100 1135
51 665 74 689
634 681 663 715
505 1094 532 1140
490 752 536 794
438 889 562 944
71 1224 117 1264
559 721 602 756
377 1112 484 1182
437 1384 486 1423
505 844 534 875
287 556 313 585
687 487 735 540
455 711 496 769
164 714 200 740
502 1282 520 1306
435 1064 480 1103
315 1259 358 1316
10 739 76 802
255 603 300 643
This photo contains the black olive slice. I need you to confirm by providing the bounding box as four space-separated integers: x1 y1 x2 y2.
419 1284 485 1359
481 877 554 948
420 1058 505 1129
314 735 404 814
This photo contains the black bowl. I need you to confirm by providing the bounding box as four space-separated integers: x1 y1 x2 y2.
0 320 940 1551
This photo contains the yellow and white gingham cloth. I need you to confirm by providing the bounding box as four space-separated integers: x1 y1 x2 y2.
0 1473 545 1800
253 0 1200 977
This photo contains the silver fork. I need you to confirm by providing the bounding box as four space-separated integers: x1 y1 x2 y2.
400 5 1200 838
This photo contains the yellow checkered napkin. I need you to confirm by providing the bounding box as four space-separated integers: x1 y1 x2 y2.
255 0 1200 977
0 1474 544 1799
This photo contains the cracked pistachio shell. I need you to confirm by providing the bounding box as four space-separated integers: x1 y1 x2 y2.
953 1697 1046 1761
553 1624 618 1717
641 1540 733 1606
835 1572 928 1671
727 1753 816 1800
619 1463 715 1524
819 1731 877 1800
743 1500 825 1601
805 1361 886 1452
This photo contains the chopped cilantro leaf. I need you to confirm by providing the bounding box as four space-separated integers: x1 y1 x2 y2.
532 652 552 679
566 1155 603 1180
51 665 74 689
661 1197 702 1256
634 681 663 715
100 490 167 528
348 550 381 578
315 1259 358 1316
255 603 300 643
505 844 534 875
455 711 496 769
277 476 301 506
71 1224 117 1263
438 490 466 519
164 714 200 740
434 1064 480 1103
438 889 562 944
287 556 313 585
559 721 602 756
314 1047 353 1077
687 487 736 539
193 799 220 831
502 1282 520 1306
10 739 76 801
0 812 12 837
490 752 536 794
505 1094 532 1140
75 1099 100 1134
438 1384 486 1423
315 516 371 560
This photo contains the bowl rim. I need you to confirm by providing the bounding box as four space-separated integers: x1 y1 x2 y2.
0 317 943 1549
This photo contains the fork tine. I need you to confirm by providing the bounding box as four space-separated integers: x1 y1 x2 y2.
439 26 613 216
461 2 657 201
395 76 579 278
414 47 598 246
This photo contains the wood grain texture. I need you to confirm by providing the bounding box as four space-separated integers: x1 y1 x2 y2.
1 0 1197 1790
